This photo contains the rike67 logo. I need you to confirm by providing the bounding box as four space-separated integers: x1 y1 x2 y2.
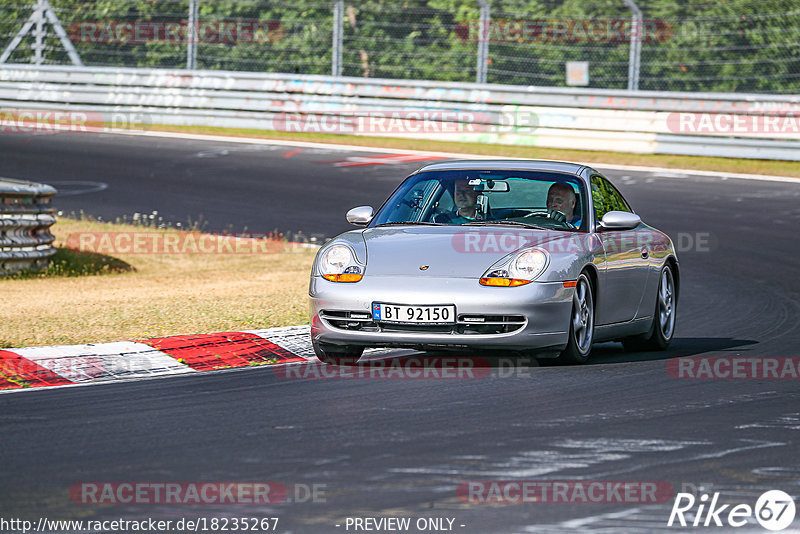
668 490 796 531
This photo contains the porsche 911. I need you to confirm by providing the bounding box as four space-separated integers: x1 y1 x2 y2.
309 160 679 365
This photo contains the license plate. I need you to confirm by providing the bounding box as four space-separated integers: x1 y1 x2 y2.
372 303 456 324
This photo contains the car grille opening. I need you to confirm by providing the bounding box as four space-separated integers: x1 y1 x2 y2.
456 314 525 334
320 310 380 332
320 311 526 335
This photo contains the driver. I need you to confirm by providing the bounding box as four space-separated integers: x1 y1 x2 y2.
454 179 480 219
546 183 580 226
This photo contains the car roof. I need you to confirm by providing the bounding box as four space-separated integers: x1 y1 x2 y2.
413 159 589 177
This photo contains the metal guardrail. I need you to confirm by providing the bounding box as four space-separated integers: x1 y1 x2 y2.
0 178 57 274
1 65 799 161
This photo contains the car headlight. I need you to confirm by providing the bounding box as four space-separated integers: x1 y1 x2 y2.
480 248 548 287
318 244 363 282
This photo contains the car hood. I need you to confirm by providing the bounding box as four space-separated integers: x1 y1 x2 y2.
360 226 568 278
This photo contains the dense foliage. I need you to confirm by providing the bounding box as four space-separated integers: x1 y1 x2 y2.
1 0 797 93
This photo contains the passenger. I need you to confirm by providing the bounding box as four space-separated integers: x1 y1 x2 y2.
434 179 481 223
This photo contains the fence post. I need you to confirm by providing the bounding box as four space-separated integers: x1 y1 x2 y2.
332 0 344 77
622 0 642 90
476 0 490 84
33 0 46 65
186 0 198 70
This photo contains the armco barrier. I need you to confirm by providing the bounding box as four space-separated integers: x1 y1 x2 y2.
0 178 57 274
1 65 799 160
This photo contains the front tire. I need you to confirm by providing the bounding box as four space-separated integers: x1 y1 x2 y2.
312 339 364 365
622 264 677 352
557 273 595 364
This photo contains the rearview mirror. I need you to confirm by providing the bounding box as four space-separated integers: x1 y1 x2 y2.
470 179 510 192
346 206 374 226
599 211 641 231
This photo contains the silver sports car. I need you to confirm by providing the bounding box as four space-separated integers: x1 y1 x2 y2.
309 160 679 365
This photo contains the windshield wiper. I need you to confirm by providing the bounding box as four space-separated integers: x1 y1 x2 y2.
373 221 443 227
462 220 550 231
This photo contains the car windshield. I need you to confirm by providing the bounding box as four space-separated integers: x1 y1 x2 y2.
370 169 588 232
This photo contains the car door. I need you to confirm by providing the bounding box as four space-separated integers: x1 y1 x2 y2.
591 174 651 325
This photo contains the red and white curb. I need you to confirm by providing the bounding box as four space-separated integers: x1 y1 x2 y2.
0 325 319 392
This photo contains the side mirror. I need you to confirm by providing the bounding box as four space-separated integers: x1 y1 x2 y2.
346 206 374 226
599 211 641 231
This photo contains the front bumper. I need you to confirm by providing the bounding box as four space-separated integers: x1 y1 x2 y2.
309 275 573 353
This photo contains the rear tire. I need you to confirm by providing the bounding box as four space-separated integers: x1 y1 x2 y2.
557 273 595 365
622 264 677 352
312 339 364 365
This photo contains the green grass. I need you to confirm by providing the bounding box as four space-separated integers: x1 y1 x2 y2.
8 248 135 279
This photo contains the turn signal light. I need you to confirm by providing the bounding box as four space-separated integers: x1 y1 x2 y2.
479 277 531 287
323 274 363 283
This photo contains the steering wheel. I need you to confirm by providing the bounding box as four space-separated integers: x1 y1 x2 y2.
432 211 454 224
524 209 566 221
523 209 576 229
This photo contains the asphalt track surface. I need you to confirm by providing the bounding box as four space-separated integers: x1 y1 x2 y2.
1 132 800 533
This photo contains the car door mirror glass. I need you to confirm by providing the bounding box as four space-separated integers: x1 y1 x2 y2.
599 211 641 230
346 206 374 226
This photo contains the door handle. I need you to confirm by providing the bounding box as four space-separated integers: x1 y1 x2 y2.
641 246 649 259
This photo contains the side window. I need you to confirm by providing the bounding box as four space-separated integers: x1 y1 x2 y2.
378 178 440 223
591 175 632 221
